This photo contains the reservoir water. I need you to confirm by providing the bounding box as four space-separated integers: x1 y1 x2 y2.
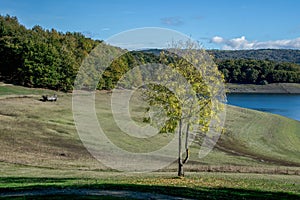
227 94 300 121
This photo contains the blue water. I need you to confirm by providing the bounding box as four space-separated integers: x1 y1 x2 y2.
227 94 300 121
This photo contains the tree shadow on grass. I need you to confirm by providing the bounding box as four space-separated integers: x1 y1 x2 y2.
0 177 299 200
92 183 299 200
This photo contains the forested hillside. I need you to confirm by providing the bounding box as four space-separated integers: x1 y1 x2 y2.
216 59 300 84
208 49 300 64
146 49 300 84
0 15 299 91
0 15 100 91
209 49 300 83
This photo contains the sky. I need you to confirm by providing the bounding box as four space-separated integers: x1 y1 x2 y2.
1 0 300 50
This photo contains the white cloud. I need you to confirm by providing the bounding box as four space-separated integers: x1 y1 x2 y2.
211 36 224 43
210 36 300 50
254 38 300 49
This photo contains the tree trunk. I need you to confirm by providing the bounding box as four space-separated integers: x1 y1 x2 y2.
178 119 184 177
183 124 190 164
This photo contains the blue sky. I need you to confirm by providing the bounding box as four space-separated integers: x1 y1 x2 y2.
1 0 300 49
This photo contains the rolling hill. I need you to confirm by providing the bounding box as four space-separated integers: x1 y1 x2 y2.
208 49 300 64
0 83 299 174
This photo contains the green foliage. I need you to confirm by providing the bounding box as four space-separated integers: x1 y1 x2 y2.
0 15 163 92
143 41 225 135
0 15 100 91
217 59 300 84
209 49 300 64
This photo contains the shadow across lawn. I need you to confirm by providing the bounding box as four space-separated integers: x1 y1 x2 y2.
88 183 299 200
0 177 299 200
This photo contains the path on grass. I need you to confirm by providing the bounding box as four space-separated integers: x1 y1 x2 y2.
0 188 195 200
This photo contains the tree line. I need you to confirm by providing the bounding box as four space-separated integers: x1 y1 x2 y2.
0 15 299 91
0 15 100 91
209 49 300 64
216 59 300 84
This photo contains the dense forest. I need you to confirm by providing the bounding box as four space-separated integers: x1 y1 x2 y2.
216 59 300 84
0 15 100 91
0 15 299 91
208 49 300 84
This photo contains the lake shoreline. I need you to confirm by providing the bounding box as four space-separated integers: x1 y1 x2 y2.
226 83 300 94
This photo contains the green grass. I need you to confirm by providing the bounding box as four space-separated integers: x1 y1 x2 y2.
0 83 55 96
0 173 299 199
0 84 299 198
191 105 300 169
219 106 300 164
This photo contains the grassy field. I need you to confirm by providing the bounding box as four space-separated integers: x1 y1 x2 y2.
0 83 299 198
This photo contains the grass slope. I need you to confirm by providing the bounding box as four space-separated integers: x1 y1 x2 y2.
0 84 299 198
220 106 300 165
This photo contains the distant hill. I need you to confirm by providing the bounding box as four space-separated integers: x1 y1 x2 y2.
208 49 300 84
144 49 300 64
208 49 300 64
143 49 300 84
